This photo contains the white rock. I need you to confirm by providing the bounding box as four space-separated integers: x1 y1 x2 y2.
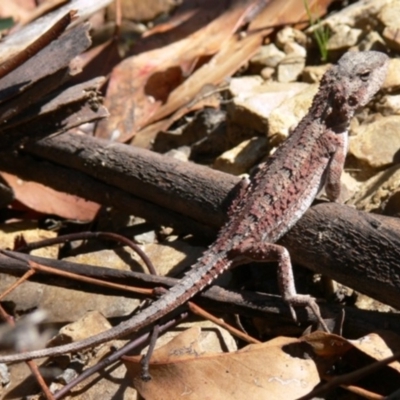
260 67 275 80
302 64 331 83
354 31 386 52
327 25 363 50
276 55 306 83
276 27 307 49
382 58 400 91
228 78 309 133
379 2 400 50
308 0 392 30
349 115 400 169
53 310 112 344
250 43 285 69
283 41 307 57
213 137 268 175
268 83 319 141
379 94 400 115
228 76 264 98
348 164 400 213
378 1 400 29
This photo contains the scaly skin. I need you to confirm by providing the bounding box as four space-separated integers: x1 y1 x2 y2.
0 51 389 363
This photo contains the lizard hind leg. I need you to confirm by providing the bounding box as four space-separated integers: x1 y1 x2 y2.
231 240 329 332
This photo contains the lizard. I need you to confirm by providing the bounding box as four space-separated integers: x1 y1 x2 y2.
0 50 389 363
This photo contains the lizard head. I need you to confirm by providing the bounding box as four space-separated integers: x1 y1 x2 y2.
328 51 389 120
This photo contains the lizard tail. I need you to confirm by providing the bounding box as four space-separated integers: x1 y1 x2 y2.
0 255 232 363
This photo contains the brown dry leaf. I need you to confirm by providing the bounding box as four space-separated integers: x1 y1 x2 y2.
301 330 352 357
1 173 100 221
142 4 201 37
347 331 400 372
303 331 400 396
303 330 400 371
135 33 262 145
125 329 400 399
0 0 33 24
125 327 321 400
149 0 335 123
95 0 259 142
133 0 335 144
144 33 261 126
136 0 239 53
18 0 71 27
0 0 70 28
97 0 335 144
71 38 121 84
107 0 178 22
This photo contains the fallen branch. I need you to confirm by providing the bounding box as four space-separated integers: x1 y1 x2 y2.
0 250 399 336
0 133 399 309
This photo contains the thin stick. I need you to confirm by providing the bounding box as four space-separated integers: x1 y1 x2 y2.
29 260 152 295
53 312 189 399
27 360 55 400
297 352 400 400
17 231 157 275
188 301 261 344
0 269 35 301
140 325 160 381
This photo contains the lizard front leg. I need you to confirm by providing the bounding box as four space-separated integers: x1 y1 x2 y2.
324 132 348 202
231 240 329 332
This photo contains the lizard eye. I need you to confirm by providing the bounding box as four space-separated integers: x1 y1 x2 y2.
359 70 371 81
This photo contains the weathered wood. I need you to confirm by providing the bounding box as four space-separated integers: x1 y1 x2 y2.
0 23 91 114
280 202 400 311
1 251 399 336
1 77 107 132
24 132 237 229
0 151 215 238
0 133 399 310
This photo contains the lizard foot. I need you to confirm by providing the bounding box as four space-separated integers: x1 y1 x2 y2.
286 295 330 333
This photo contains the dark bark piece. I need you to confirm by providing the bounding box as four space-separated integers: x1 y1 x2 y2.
23 133 237 229
27 101 108 138
1 77 106 131
1 251 399 337
0 101 109 152
0 22 91 103
0 68 71 128
280 202 400 311
0 78 108 151
0 132 400 311
0 151 216 238
0 11 76 80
